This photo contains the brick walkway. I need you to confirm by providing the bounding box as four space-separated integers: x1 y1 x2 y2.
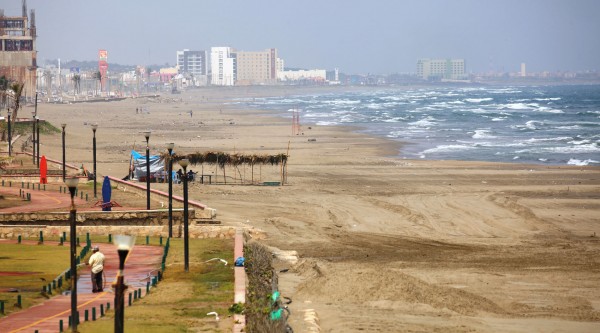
0 186 87 213
0 240 164 333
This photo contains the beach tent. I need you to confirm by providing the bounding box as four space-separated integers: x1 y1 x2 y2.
130 150 179 183
131 150 164 181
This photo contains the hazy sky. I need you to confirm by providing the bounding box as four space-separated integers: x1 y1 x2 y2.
6 0 600 73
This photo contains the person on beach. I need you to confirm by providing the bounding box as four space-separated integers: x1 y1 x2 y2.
87 246 105 292
187 169 196 182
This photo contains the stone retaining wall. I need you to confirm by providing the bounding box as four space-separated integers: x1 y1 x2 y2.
0 224 238 239
0 209 195 226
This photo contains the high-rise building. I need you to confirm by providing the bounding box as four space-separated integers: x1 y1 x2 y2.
176 49 208 77
417 59 466 80
233 48 278 85
0 2 37 100
176 49 208 85
210 47 235 86
520 63 526 77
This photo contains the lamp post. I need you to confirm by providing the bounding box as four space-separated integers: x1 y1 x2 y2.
36 116 40 167
179 158 190 272
7 110 12 157
65 177 79 333
166 143 174 238
91 124 98 198
144 131 151 210
61 123 66 182
31 110 36 164
112 235 136 333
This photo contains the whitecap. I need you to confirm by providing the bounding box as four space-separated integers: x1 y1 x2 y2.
472 129 496 139
465 98 493 103
537 107 564 113
316 121 339 126
421 144 475 154
525 120 542 130
409 116 437 128
503 103 531 110
569 139 591 145
525 137 572 143
567 159 600 166
567 158 600 166
535 97 562 101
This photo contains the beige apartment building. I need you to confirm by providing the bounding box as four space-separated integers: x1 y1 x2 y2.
233 48 278 85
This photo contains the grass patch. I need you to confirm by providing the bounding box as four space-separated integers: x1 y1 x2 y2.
77 237 235 333
0 242 70 316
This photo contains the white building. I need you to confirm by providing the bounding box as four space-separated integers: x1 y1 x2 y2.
278 69 327 83
210 47 235 86
520 63 527 77
417 58 466 80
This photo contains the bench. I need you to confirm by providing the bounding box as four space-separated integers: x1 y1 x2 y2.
262 181 281 186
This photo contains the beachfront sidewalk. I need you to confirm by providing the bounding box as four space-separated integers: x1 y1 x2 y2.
0 240 164 333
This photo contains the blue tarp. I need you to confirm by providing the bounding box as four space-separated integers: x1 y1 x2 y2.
131 150 179 182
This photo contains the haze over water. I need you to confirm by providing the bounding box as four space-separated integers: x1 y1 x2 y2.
239 85 600 166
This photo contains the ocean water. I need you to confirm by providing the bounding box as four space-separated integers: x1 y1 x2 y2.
236 85 600 166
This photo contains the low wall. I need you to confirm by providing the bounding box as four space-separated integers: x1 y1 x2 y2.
0 209 194 226
0 224 238 240
108 176 217 219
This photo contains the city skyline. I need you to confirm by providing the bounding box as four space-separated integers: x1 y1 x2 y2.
5 0 600 74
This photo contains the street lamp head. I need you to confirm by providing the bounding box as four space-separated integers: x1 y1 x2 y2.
178 158 189 169
91 123 98 132
143 131 151 140
61 123 66 130
113 234 136 271
65 177 79 190
166 142 175 151
65 177 79 202
7 110 11 117
113 234 136 251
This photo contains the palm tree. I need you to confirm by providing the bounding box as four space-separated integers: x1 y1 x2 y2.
92 71 102 95
2 82 24 143
0 75 8 109
71 74 81 95
9 82 24 126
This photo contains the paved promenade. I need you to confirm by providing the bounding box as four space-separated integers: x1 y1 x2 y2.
0 240 164 333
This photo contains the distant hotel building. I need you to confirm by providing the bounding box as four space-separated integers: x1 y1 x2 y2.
233 48 278 85
417 58 466 80
0 3 37 99
278 69 326 83
176 49 208 85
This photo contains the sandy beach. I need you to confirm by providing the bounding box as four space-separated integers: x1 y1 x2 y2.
30 86 600 332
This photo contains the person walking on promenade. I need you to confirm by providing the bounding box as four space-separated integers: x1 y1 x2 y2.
87 246 105 292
